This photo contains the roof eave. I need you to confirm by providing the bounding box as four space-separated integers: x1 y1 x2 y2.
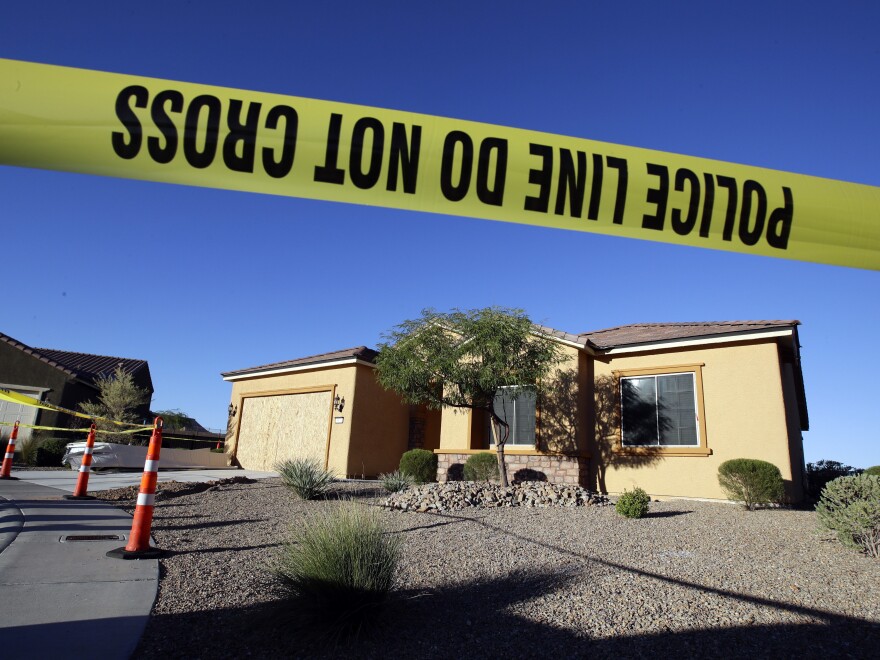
222 357 376 381
594 326 796 354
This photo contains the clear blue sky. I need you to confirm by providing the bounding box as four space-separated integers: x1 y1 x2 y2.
2 2 878 467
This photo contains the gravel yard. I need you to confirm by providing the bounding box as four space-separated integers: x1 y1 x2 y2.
96 478 880 659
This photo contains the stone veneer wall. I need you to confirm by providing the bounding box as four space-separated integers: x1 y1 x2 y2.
436 452 589 487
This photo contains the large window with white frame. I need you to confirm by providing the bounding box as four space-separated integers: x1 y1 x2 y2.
486 386 536 446
621 372 699 447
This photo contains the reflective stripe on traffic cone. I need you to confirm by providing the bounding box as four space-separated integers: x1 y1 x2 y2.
0 421 20 480
64 423 97 500
107 417 164 559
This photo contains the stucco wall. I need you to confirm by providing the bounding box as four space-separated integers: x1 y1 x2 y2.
347 365 410 477
439 405 472 449
590 340 801 501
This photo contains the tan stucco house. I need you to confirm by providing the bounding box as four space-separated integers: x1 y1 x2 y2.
222 320 808 502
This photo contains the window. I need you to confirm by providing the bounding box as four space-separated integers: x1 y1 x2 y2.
486 386 536 446
621 372 699 447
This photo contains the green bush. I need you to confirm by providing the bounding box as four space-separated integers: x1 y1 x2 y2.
806 460 860 499
398 449 437 484
275 502 401 640
718 458 784 510
379 470 413 493
615 487 650 518
276 458 335 500
816 474 880 558
35 438 70 467
864 466 880 477
463 452 499 482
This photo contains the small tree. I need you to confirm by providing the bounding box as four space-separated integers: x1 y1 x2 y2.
79 365 151 444
376 307 564 486
153 409 192 431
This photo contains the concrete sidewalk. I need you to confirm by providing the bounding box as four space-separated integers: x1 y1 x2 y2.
0 468 277 659
13 467 278 493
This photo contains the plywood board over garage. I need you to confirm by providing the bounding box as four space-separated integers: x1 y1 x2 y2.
222 347 409 477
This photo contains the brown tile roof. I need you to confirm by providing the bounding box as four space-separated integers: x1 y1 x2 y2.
33 347 150 382
1 331 151 388
578 320 799 350
222 346 378 378
0 332 79 379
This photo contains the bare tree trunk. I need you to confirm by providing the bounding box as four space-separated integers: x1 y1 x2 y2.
490 414 510 487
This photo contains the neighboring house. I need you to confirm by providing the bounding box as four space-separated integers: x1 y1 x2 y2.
222 320 808 502
0 332 154 442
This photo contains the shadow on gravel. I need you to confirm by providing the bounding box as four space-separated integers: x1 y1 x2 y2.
644 510 692 518
161 541 282 557
155 517 269 531
133 567 880 659
417 510 877 630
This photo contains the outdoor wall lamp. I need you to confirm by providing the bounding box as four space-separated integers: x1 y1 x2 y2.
228 403 237 418
333 395 345 412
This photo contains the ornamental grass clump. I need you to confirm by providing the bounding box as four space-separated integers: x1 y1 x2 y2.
717 458 784 510
276 458 335 500
464 452 499 482
18 435 41 466
615 487 650 519
816 474 880 558
275 502 402 640
379 469 413 493
398 448 437 484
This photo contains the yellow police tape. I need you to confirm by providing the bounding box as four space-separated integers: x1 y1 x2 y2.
1 58 878 269
0 388 149 428
0 421 146 434
0 421 91 433
0 421 220 445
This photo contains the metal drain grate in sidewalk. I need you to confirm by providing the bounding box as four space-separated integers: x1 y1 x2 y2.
61 534 125 542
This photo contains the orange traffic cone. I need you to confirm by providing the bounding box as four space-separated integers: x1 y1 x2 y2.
64 423 97 500
0 421 20 480
107 417 164 559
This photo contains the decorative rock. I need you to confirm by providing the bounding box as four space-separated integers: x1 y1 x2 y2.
383 480 610 511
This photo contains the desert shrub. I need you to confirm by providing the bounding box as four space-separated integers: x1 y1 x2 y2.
18 435 42 466
35 438 70 467
864 466 880 477
806 460 860 499
463 452 499 482
276 458 335 500
379 470 413 493
816 474 880 558
275 502 401 640
718 458 784 510
616 487 650 518
398 448 437 484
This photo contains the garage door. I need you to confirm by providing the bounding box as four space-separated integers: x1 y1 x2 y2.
235 391 332 471
0 386 42 443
